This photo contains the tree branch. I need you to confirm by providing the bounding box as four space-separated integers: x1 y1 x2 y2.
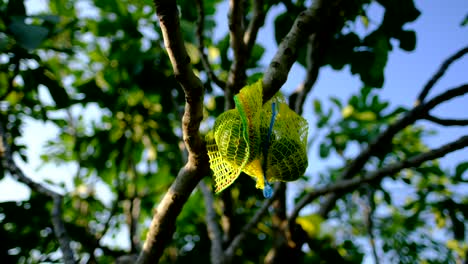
290 134 468 222
262 0 323 103
225 0 247 109
416 45 468 105
199 182 225 264
129 197 142 252
51 196 76 264
137 1 209 263
224 183 281 260
244 0 265 55
195 0 226 90
228 0 245 64
317 84 468 217
290 34 320 114
0 122 76 264
364 188 380 264
423 114 468 126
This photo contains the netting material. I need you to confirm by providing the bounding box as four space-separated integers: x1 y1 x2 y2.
206 80 308 194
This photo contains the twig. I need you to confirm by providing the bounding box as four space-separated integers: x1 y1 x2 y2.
137 1 209 263
244 0 265 55
130 197 142 252
423 115 468 126
96 198 119 242
416 45 468 105
224 183 281 260
290 34 320 114
289 134 468 221
199 182 225 264
51 196 76 264
262 0 323 103
0 122 76 264
195 0 226 89
365 188 379 264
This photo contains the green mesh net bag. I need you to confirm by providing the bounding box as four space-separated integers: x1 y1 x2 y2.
206 80 308 197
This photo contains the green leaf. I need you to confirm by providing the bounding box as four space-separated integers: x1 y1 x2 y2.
325 33 360 70
461 13 468 27
7 0 26 16
247 44 265 68
454 161 468 181
313 99 322 114
274 12 295 44
49 0 75 16
398 30 417 51
40 68 70 108
9 21 49 50
329 97 342 109
319 141 331 158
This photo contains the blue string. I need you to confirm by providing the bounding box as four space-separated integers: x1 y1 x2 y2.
262 102 277 198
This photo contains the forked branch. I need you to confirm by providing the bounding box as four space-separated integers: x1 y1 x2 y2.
137 1 209 263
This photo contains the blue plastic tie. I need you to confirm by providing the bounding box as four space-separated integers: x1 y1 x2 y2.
262 102 277 198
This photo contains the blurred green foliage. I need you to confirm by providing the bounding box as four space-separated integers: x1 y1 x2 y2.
0 0 466 263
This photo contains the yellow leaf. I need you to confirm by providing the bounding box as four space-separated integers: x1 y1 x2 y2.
342 105 354 119
360 15 369 28
353 111 376 121
185 42 200 64
296 214 323 238
208 46 220 62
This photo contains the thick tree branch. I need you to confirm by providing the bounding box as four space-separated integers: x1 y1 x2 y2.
423 115 468 126
195 0 226 89
199 182 225 264
0 122 76 264
290 134 468 221
138 1 209 263
416 45 468 105
224 183 281 260
262 0 323 103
